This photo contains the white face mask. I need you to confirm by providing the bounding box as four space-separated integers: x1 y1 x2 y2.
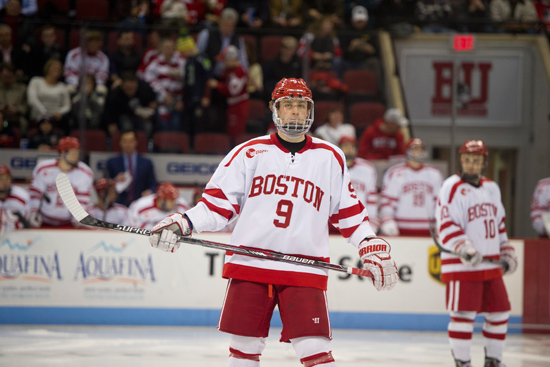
272 97 314 136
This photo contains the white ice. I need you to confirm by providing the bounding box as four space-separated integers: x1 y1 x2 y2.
0 326 549 367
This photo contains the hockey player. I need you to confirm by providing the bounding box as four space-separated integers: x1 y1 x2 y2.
85 178 128 225
29 136 93 227
435 140 518 367
379 138 443 236
0 165 31 233
128 182 190 229
339 136 379 233
530 176 550 237
149 78 398 367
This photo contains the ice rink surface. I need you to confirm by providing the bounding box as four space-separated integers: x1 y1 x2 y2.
0 326 549 367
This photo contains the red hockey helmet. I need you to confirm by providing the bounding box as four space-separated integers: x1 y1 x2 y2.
271 78 314 136
459 139 488 157
156 182 179 200
94 178 114 194
405 138 424 150
57 136 81 152
0 164 11 176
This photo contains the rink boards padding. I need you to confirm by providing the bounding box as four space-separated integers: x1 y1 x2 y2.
0 230 526 331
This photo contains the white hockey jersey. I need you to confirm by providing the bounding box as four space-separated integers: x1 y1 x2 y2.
128 194 190 229
29 159 93 226
348 158 379 230
530 177 550 236
436 174 507 282
64 47 110 87
185 134 377 290
0 185 31 233
380 163 443 235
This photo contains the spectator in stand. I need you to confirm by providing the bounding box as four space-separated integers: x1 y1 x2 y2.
31 25 66 78
206 45 250 140
357 108 407 160
159 0 189 27
0 0 35 80
379 138 443 236
455 0 493 33
106 129 157 206
314 106 356 146
490 0 539 33
268 0 303 28
0 0 37 16
28 136 93 228
0 164 30 233
298 16 342 72
0 110 16 147
178 31 212 141
302 0 344 26
28 115 62 150
109 31 143 90
263 36 301 100
27 59 71 126
531 175 550 237
83 178 129 226
376 0 416 37
339 6 382 82
103 71 157 137
70 74 105 131
245 40 263 99
340 136 379 233
0 24 30 81
136 28 160 79
144 36 185 132
0 62 28 134
227 0 269 29
64 30 109 95
196 7 249 78
415 0 455 33
117 0 149 40
128 182 190 229
534 0 550 37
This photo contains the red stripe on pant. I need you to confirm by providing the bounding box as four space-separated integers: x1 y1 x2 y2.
482 330 506 340
229 347 260 361
448 331 473 340
301 351 335 366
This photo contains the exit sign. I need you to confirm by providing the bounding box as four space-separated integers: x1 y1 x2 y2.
452 34 475 51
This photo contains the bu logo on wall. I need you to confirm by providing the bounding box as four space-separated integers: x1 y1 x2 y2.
401 51 523 127
431 61 492 117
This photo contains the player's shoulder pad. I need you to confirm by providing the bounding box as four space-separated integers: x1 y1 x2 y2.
223 134 274 167
10 185 30 201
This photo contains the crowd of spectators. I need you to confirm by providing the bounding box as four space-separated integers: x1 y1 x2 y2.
0 0 548 155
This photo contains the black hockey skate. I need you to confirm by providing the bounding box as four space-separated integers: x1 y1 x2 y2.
454 359 473 367
484 357 506 367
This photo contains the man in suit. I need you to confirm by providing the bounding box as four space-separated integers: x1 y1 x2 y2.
106 129 157 206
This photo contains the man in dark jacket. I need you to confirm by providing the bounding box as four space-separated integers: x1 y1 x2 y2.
263 36 301 100
106 129 157 206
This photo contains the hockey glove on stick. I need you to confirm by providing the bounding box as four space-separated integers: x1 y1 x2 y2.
499 242 517 275
149 213 192 253
359 237 398 291
29 209 42 228
454 240 483 267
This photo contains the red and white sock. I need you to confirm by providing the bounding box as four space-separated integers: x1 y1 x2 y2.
483 311 509 361
448 311 476 362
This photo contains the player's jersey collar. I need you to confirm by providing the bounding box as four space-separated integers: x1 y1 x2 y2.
270 133 312 154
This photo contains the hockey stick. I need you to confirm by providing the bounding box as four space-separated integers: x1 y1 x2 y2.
428 221 505 267
56 173 373 279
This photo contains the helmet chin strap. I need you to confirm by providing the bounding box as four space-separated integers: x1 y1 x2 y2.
0 187 10 197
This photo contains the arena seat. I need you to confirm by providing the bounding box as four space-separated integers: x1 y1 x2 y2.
153 131 190 154
194 132 231 155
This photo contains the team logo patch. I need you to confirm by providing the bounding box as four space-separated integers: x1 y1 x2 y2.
461 188 470 196
246 148 268 158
